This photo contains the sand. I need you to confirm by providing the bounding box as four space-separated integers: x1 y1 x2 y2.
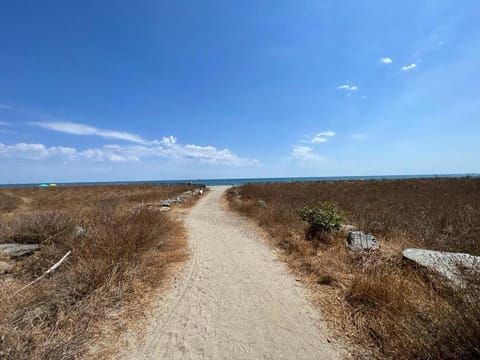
123 186 341 360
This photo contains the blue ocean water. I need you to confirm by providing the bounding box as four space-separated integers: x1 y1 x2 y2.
1 174 479 188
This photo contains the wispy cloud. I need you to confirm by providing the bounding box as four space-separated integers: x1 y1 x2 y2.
337 84 358 91
309 131 336 143
401 63 416 72
379 57 393 64
0 104 12 110
0 121 10 126
30 121 148 144
291 145 325 161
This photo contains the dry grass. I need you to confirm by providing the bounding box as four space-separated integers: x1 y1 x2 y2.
0 191 23 212
1 184 195 211
227 178 480 359
0 184 198 359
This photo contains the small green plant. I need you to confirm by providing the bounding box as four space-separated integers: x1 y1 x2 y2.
298 204 342 235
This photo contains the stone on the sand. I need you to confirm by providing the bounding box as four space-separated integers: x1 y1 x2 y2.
160 200 174 207
159 206 171 212
158 188 203 209
0 261 13 274
346 231 379 251
257 200 267 208
402 248 480 283
0 243 40 258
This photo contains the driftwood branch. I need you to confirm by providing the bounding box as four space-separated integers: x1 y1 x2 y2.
12 251 72 297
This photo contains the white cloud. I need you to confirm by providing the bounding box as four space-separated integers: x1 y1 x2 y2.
337 84 358 95
310 131 336 143
0 139 258 166
0 104 12 109
319 131 335 137
98 142 258 166
79 147 140 162
380 57 393 64
159 135 177 146
22 121 258 166
0 143 77 160
337 84 358 91
401 63 416 72
291 145 325 161
0 121 10 126
30 121 148 144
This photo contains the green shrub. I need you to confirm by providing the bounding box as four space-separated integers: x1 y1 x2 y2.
299 204 342 235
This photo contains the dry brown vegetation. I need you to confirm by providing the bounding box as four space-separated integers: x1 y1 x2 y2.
0 184 198 359
227 178 480 359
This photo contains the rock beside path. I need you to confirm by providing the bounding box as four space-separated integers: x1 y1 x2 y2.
157 188 205 208
131 187 205 213
402 248 480 284
0 243 40 258
346 231 379 251
160 199 175 207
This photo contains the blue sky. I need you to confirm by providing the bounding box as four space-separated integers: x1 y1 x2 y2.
1 0 479 183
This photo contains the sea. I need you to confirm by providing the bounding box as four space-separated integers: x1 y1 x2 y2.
1 173 479 188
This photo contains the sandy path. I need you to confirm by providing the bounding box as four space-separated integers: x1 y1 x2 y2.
124 186 341 360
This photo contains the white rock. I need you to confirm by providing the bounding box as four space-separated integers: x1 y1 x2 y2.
0 243 40 257
346 231 379 251
403 248 480 284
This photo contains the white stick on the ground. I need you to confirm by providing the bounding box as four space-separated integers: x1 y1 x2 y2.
12 251 72 296
45 251 71 274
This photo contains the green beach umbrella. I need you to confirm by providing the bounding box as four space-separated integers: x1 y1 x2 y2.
48 183 58 187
